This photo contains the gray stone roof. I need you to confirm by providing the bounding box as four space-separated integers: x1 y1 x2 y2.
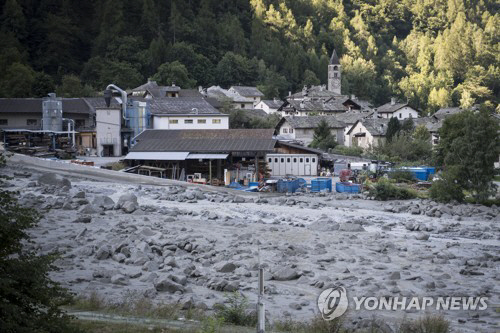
362 118 390 136
433 107 462 120
149 97 222 116
281 116 346 129
260 99 283 109
284 99 350 113
335 111 373 125
288 85 339 99
230 86 264 97
132 129 276 153
376 100 408 113
0 98 96 114
131 81 182 98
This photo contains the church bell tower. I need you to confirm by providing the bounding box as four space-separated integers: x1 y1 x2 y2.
328 48 341 95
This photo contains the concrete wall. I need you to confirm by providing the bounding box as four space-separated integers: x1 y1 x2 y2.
96 108 121 157
152 115 229 129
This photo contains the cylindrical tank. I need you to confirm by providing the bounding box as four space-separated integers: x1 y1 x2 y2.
42 93 63 132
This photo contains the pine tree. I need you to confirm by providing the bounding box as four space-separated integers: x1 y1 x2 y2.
386 117 401 142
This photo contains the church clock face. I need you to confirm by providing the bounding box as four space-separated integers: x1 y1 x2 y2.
332 78 341 88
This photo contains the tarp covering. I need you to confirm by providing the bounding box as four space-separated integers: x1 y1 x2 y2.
124 152 189 160
186 153 228 160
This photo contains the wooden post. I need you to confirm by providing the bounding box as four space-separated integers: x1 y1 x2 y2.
209 159 212 184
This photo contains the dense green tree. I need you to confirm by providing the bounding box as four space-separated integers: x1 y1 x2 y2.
1 0 26 39
434 109 500 201
386 117 401 142
0 62 35 97
0 155 76 332
302 69 321 87
32 72 55 97
309 119 338 151
56 74 95 97
152 61 196 88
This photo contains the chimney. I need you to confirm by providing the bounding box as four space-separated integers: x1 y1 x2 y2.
104 89 112 107
351 94 356 100
391 97 396 105
299 101 305 109
198 86 203 93
288 91 291 96
172 82 176 87
302 85 307 94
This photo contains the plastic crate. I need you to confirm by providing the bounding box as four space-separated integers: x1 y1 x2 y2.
277 179 300 193
335 182 361 193
311 178 332 192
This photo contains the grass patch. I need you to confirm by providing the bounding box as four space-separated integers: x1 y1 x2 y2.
104 161 127 171
397 315 450 333
493 175 500 182
73 320 189 333
369 180 417 201
70 291 183 320
273 315 343 333
213 292 257 327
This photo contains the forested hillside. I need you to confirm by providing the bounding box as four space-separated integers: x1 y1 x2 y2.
0 0 498 114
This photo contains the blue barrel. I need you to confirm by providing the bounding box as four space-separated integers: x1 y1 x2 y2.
335 182 361 193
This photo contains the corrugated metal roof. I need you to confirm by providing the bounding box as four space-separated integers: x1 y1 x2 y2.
124 152 189 160
186 153 229 159
131 129 276 153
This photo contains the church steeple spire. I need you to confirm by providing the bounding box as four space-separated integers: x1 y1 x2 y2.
328 48 341 94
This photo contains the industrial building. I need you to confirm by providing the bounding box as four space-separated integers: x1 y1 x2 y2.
123 129 322 183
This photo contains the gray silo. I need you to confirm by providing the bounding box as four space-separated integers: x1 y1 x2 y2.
42 93 63 132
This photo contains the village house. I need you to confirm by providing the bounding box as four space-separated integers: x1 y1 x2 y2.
254 99 283 114
346 118 390 149
275 115 346 146
376 98 419 119
206 85 264 110
278 97 363 117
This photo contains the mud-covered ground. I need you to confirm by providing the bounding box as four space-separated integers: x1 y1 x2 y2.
2 163 499 332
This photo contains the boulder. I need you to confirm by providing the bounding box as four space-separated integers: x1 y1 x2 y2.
339 223 365 232
92 196 115 210
154 277 185 293
273 267 300 281
415 232 430 241
117 193 138 208
95 245 111 260
37 173 71 188
122 201 137 214
111 274 129 285
215 261 237 273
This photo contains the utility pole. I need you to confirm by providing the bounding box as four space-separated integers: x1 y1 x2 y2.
257 247 265 333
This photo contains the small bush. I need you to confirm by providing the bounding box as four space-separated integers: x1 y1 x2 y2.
331 145 364 157
429 178 464 203
273 315 343 333
369 180 416 201
107 161 127 171
398 315 449 333
389 170 415 183
213 292 256 327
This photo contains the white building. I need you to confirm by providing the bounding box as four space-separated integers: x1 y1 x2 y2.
96 107 122 157
150 97 229 130
376 98 419 119
254 99 283 114
346 118 390 149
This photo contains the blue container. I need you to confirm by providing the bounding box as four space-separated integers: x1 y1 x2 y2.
277 179 300 193
336 182 361 193
249 182 259 187
311 178 332 193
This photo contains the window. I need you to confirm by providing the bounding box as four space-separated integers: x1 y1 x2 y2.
274 158 278 163
184 119 193 124
212 119 221 124
399 113 402 118
300 158 303 163
268 158 272 162
241 104 245 108
312 158 316 162
280 158 284 163
169 119 178 124
293 158 297 162
289 128 294 133
306 158 310 163
0 119 7 125
27 119 37 126
334 73 338 78
287 158 290 162
197 119 206 124
74 119 85 128
283 128 288 133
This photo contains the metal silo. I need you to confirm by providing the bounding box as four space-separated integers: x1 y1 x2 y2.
42 93 63 132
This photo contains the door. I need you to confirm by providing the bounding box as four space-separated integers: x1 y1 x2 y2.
292 157 299 176
279 157 286 176
305 157 311 176
285 156 292 175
